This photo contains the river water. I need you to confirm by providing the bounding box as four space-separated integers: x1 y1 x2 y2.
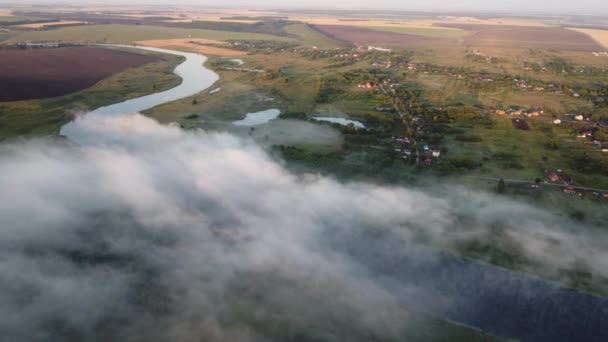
58 46 608 342
233 109 281 126
343 236 608 342
60 45 219 142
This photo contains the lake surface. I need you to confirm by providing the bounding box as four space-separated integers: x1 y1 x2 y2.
61 45 219 141
339 234 608 342
312 116 366 128
232 109 281 126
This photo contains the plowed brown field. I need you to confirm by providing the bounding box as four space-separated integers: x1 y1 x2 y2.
313 24 435 45
0 47 159 102
435 24 602 51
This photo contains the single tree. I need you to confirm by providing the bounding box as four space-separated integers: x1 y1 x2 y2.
497 178 506 194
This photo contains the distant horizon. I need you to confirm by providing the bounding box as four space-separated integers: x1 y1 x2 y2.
1 1 608 17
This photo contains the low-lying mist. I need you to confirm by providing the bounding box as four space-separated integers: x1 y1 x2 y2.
1 114 606 341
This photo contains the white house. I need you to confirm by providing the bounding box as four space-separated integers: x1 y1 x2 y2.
368 46 393 53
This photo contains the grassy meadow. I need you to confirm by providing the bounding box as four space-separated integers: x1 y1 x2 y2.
0 15 41 23
444 115 608 187
283 23 346 49
368 25 469 38
7 24 296 44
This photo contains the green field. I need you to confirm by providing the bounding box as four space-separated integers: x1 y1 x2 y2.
0 15 41 23
147 79 275 125
368 26 469 38
6 24 297 44
0 49 182 140
147 52 339 122
444 115 608 188
283 23 346 49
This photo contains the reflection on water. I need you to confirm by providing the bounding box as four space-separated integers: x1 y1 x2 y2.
233 109 281 126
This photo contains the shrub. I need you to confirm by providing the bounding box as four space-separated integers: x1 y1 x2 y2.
455 134 483 142
279 111 307 120
448 157 480 170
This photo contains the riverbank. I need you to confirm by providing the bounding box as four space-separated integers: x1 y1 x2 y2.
61 45 219 142
0 47 183 140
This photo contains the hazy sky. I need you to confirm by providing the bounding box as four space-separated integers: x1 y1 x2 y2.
2 0 607 16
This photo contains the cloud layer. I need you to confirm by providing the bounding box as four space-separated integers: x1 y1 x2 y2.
0 113 606 341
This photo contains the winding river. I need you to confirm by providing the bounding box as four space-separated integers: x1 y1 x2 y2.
60 45 219 141
58 46 608 342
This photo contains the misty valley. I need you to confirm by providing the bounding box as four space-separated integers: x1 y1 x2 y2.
1 2 608 342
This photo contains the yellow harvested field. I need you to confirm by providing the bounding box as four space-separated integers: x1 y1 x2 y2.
0 9 13 16
433 16 549 27
290 16 549 29
196 18 262 24
164 18 262 24
135 38 246 56
15 21 88 29
135 38 224 46
163 19 194 23
107 8 276 22
289 17 458 30
569 28 608 49
118 14 182 19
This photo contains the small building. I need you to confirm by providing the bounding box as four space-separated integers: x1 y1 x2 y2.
432 150 441 158
548 172 560 182
358 82 378 89
368 46 393 53
553 119 562 125
563 186 577 194
575 115 584 121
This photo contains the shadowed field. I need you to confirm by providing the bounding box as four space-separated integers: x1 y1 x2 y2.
569 27 608 49
314 24 436 46
6 24 296 44
436 24 603 51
